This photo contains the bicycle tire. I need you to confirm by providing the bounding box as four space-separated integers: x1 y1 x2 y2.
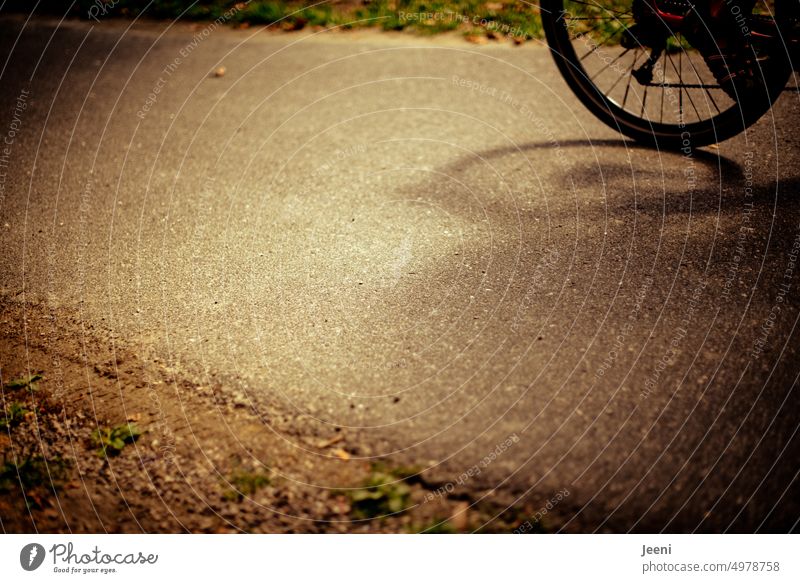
540 0 792 149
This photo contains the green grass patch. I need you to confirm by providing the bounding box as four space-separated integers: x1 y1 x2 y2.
0 402 31 430
19 1 546 40
346 464 414 519
223 466 272 501
91 423 143 458
0 450 70 509
3 374 42 391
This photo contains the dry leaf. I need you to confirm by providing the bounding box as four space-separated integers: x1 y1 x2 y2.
317 434 343 449
465 34 488 45
332 448 350 460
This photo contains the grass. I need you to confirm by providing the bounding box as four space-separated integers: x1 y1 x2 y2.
346 464 414 519
3 373 42 391
0 402 31 430
91 423 143 457
223 466 272 500
0 372 67 509
0 450 70 509
1 375 42 430
20 1 545 40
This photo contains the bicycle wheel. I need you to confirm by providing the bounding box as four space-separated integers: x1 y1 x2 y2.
540 0 792 148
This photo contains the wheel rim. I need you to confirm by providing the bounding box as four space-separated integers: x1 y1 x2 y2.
550 0 784 136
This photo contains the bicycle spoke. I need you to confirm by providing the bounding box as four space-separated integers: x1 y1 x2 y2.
651 82 722 89
667 51 702 122
567 0 632 17
680 34 722 114
622 48 641 109
564 16 635 20
590 47 631 82
548 0 789 146
640 86 648 118
579 26 627 61
572 17 628 43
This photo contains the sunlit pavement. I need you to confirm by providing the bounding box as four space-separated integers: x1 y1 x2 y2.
1 15 799 531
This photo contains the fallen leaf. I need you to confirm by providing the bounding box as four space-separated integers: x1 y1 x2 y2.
317 434 343 449
332 448 350 460
465 34 488 45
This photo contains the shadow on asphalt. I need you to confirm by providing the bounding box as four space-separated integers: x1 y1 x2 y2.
443 138 744 181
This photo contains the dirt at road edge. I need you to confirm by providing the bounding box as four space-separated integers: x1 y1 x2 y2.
0 296 558 533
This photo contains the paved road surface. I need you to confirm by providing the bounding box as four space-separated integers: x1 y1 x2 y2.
1 15 799 531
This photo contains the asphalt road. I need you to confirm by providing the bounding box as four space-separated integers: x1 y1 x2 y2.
1 14 799 532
